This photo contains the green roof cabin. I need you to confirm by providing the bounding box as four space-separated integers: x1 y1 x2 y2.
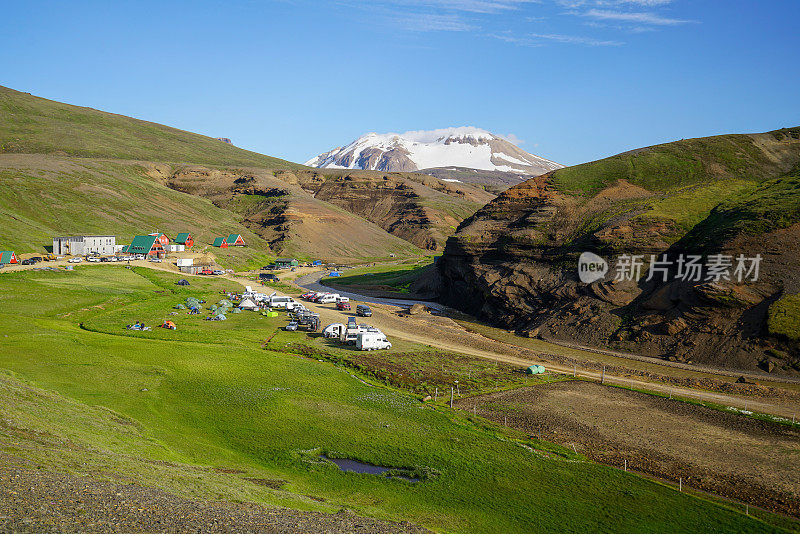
175 233 194 247
275 258 299 268
123 235 165 257
226 233 245 246
213 237 229 248
0 251 18 264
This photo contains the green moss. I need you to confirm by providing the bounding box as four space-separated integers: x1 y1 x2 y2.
768 294 800 341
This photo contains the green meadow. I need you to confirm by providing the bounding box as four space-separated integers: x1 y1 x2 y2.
0 266 787 533
324 257 436 293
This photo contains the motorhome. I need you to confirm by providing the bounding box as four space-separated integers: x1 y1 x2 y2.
356 332 392 351
317 293 340 304
344 323 382 345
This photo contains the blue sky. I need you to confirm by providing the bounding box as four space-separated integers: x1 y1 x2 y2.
1 1 799 166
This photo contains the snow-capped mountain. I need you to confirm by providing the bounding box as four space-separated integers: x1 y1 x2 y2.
305 127 563 176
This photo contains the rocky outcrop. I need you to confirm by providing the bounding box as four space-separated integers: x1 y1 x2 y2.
435 127 800 375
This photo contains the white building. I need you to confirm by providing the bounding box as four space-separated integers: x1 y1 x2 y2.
166 244 185 252
53 235 116 256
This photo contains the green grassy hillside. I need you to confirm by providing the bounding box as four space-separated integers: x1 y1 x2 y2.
0 86 304 169
0 266 783 533
0 155 276 267
552 127 800 196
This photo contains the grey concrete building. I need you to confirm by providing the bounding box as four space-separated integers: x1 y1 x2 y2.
53 235 116 256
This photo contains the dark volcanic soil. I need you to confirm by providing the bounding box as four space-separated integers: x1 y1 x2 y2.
456 380 800 517
0 456 428 534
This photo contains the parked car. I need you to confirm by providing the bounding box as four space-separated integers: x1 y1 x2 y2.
317 293 340 304
336 301 351 311
199 269 213 275
30 256 43 263
356 304 372 317
285 321 298 331
68 257 82 263
212 269 224 275
20 258 35 265
86 256 101 263
150 258 163 263
260 273 279 281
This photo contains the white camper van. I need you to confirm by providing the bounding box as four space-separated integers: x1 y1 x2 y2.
317 293 340 304
268 295 298 310
356 332 392 351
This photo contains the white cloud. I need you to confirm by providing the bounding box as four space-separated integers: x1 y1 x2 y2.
498 132 526 145
402 0 541 14
491 30 623 46
583 8 695 25
396 12 477 31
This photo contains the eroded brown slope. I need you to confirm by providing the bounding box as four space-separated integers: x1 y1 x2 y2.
150 164 424 262
435 128 800 376
158 164 493 253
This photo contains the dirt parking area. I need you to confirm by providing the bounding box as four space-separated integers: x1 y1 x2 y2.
457 380 800 517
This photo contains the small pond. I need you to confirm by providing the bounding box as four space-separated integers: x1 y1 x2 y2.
322 455 419 482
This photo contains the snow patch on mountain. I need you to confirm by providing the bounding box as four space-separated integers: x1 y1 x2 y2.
305 127 563 176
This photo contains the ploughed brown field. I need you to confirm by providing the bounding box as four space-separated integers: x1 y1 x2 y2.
457 380 800 517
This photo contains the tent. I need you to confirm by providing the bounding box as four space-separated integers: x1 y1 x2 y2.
238 298 259 311
176 279 190 286
161 320 177 330
174 303 187 310
231 307 241 313
215 314 227 321
525 365 546 375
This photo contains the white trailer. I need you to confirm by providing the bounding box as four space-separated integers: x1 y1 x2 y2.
176 258 194 267
356 332 392 351
322 323 346 339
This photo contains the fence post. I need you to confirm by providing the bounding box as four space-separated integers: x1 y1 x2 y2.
450 387 454 409
601 366 605 385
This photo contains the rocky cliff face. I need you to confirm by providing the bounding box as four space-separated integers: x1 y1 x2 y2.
435 127 800 376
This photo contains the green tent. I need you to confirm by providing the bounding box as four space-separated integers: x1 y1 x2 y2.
526 365 545 375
